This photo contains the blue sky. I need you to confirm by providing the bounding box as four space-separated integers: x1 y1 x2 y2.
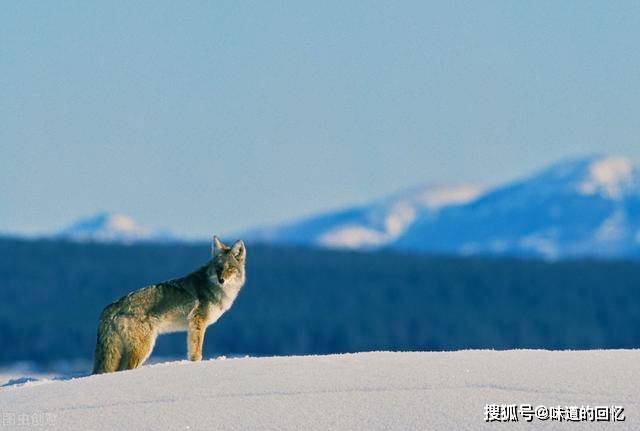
2 1 640 238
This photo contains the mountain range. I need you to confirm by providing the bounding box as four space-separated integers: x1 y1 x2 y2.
51 155 640 260
244 155 640 260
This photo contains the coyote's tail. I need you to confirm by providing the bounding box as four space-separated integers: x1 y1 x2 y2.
92 308 122 374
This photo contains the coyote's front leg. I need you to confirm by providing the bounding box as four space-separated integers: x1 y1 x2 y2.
187 315 206 361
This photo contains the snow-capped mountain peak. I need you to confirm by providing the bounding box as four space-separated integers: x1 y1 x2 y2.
96 213 139 233
578 156 635 199
395 154 640 259
57 212 172 243
524 155 639 200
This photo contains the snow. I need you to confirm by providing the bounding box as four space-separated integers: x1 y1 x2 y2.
1 350 638 430
518 232 560 259
319 225 388 248
252 183 485 250
318 201 419 248
579 156 634 199
318 184 486 249
57 212 173 243
317 183 486 250
595 210 627 243
410 183 486 208
527 155 638 200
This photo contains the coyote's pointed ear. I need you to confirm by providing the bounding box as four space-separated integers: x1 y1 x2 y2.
231 240 246 261
212 236 228 255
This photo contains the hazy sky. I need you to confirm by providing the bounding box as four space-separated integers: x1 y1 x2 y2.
3 1 640 238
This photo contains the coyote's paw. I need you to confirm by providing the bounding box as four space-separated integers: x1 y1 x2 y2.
189 353 202 362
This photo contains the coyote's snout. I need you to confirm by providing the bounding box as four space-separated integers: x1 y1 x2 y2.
92 236 246 374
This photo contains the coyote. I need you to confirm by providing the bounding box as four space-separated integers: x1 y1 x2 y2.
93 237 246 374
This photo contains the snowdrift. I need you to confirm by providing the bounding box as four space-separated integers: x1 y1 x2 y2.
1 350 638 430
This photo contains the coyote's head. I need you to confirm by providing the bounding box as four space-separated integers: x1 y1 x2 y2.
209 236 246 287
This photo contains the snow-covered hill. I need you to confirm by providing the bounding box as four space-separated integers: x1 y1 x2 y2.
244 183 484 249
396 155 640 259
246 155 640 259
1 350 637 430
57 212 173 243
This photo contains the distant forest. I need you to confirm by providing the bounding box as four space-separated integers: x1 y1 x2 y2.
1 237 640 367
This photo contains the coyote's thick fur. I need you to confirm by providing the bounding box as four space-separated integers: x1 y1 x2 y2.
93 237 246 374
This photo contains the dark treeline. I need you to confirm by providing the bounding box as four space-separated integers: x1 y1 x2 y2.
1 237 640 366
